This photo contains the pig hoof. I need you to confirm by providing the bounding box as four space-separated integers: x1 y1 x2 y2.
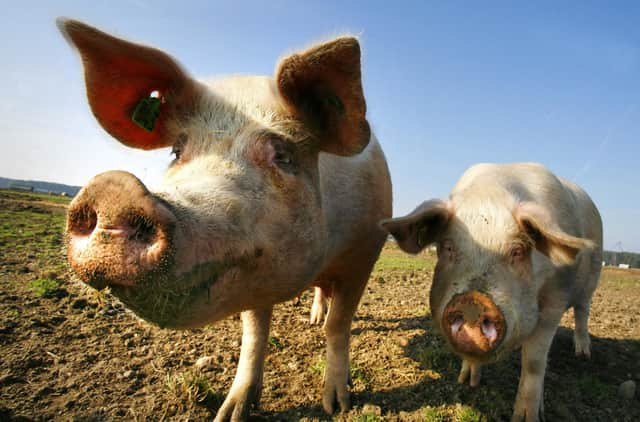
310 307 325 325
322 381 350 414
511 403 544 422
214 385 260 422
574 337 591 359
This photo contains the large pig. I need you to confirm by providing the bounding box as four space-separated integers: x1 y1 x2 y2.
58 19 391 420
382 163 602 422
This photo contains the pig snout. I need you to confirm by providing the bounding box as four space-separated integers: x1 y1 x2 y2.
66 170 176 289
443 291 506 356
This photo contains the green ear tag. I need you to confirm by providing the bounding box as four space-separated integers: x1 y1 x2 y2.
132 96 161 132
326 95 344 114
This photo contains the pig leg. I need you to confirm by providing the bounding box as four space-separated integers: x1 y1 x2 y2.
215 307 272 422
310 286 329 325
458 359 482 387
573 257 600 358
511 308 564 422
322 275 367 414
573 301 592 358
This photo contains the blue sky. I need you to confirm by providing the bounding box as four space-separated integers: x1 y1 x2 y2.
1 1 639 252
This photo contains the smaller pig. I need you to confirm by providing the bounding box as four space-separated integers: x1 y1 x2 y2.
382 163 602 422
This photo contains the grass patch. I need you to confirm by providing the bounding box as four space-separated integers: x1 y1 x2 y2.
454 404 487 422
577 374 615 400
309 357 326 376
350 363 372 388
373 254 435 272
165 370 224 409
268 335 284 351
417 343 457 373
423 406 447 422
29 278 61 297
353 415 383 422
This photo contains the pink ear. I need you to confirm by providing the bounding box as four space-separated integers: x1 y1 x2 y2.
58 18 195 150
276 37 370 156
515 202 594 265
380 199 452 254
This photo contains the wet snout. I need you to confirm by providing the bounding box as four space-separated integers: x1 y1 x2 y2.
66 170 176 289
443 291 505 356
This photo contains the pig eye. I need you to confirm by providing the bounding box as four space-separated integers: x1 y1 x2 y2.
509 244 527 263
274 150 292 166
267 137 299 174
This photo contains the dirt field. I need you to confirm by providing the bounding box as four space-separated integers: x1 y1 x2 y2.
1 189 639 421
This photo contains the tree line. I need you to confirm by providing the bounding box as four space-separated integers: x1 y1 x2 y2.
603 250 640 268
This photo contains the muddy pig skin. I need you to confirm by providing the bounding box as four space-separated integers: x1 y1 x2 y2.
382 163 602 422
58 19 392 420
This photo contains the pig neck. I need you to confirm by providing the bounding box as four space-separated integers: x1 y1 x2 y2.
318 135 392 262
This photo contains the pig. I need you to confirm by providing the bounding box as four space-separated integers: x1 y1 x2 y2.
58 19 392 420
381 162 602 422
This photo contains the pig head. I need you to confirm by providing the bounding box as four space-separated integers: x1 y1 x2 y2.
59 19 391 419
382 163 602 422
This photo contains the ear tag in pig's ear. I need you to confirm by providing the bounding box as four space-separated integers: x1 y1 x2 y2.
132 95 162 132
325 94 345 114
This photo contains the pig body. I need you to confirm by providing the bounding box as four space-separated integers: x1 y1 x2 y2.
59 20 391 420
383 163 602 422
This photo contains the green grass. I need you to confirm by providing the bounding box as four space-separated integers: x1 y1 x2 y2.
454 404 487 422
0 189 72 205
373 253 436 272
423 406 447 422
6 309 20 319
350 363 372 388
577 374 615 400
417 343 458 374
29 278 61 297
309 357 326 376
0 209 65 255
353 415 383 422
268 335 284 351
164 370 225 408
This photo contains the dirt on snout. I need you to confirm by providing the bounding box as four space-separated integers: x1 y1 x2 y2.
1 189 639 421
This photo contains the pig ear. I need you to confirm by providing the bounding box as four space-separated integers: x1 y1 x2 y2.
57 18 195 150
380 199 452 254
516 202 595 266
276 37 370 156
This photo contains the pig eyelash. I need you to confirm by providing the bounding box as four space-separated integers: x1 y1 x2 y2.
509 244 528 263
274 150 292 166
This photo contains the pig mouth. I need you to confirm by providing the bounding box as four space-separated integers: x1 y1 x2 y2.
107 251 257 329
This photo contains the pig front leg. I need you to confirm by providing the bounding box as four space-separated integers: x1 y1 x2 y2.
458 359 482 387
215 307 272 422
511 309 564 422
322 276 368 414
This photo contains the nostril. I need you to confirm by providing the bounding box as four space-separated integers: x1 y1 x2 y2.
68 206 97 236
127 214 157 244
450 316 464 336
481 318 497 343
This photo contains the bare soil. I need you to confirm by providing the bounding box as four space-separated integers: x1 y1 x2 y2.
1 190 639 421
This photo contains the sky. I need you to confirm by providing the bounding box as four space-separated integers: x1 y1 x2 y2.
1 1 639 252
